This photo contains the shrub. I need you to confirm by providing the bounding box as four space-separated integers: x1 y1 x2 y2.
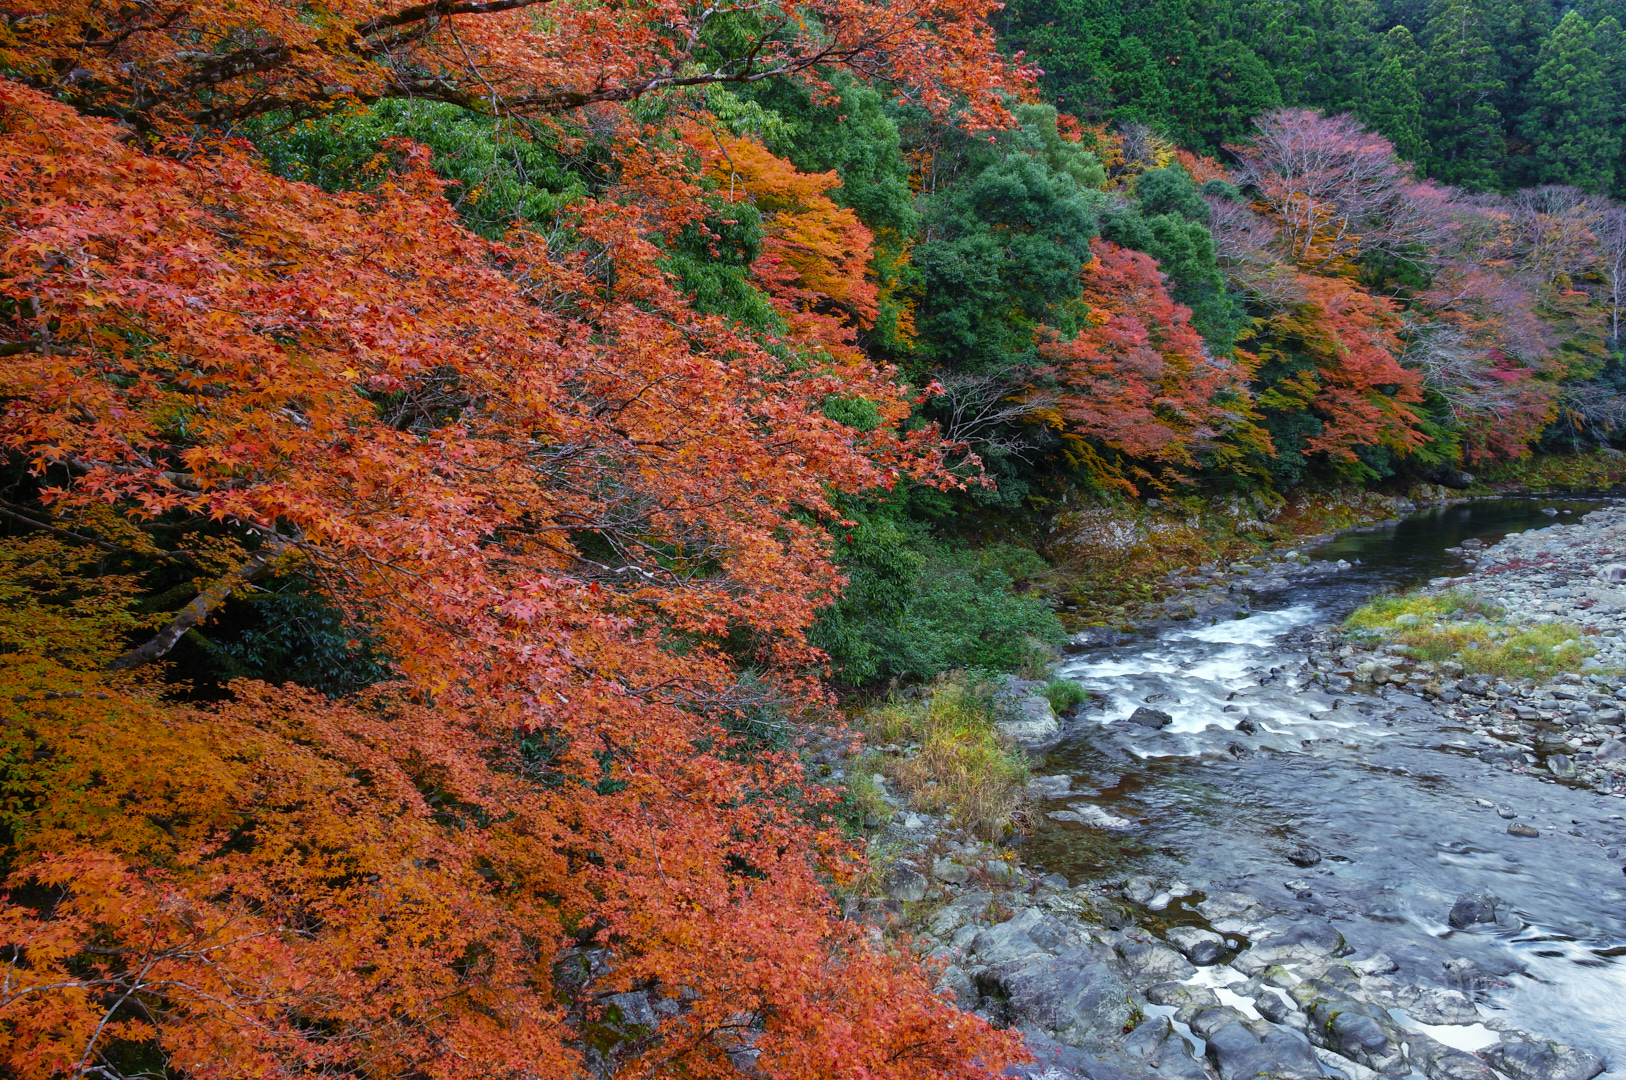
1043 678 1089 713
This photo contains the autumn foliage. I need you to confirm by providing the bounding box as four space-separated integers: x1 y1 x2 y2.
0 0 1033 1073
1040 242 1270 490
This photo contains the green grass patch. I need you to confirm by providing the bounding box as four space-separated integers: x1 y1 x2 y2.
1346 589 1595 680
859 673 1030 839
1344 589 1502 630
1043 677 1090 714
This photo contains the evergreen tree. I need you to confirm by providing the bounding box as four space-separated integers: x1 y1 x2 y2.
1519 11 1615 191
1361 25 1429 164
1302 0 1383 113
1593 14 1626 198
1420 0 1506 188
1482 0 1555 123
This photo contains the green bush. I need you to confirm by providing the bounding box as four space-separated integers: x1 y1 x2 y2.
1043 678 1089 713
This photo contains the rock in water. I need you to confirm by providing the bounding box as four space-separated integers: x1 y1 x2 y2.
1127 706 1174 728
1287 844 1322 867
1508 823 1540 838
1166 926 1226 965
1448 894 1497 929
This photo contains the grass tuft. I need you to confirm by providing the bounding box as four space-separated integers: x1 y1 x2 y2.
858 673 1030 839
1043 677 1090 714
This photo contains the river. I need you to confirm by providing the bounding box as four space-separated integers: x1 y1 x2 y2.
1031 498 1626 1075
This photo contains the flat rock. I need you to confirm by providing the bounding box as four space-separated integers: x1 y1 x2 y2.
987 946 1141 1051
1407 1033 1499 1080
1205 1019 1326 1080
1115 936 1198 981
1482 1039 1607 1080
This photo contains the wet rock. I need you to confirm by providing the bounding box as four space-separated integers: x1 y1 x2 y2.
1205 1018 1326 1080
1406 1033 1499 1080
1508 823 1541 838
1352 953 1398 976
1287 844 1323 867
1448 895 1497 929
1235 920 1349 973
1028 774 1076 799
1121 1015 1212 1080
984 947 1141 1051
1482 1038 1607 1080
1196 891 1265 922
1115 935 1198 981
1146 981 1220 1012
1254 990 1298 1025
1051 804 1136 829
1236 715 1260 735
1546 754 1576 778
885 866 927 902
1124 875 1158 904
1128 706 1175 729
1165 926 1227 965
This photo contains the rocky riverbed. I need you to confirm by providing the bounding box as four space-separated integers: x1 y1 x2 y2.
840 497 1626 1080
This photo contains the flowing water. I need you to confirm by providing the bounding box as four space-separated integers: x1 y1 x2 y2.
1029 499 1626 1073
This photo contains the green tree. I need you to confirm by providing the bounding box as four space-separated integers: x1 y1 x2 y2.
1519 11 1616 191
912 112 1103 375
1302 0 1383 113
1362 26 1430 164
1592 15 1626 198
1483 0 1555 121
1420 0 1507 188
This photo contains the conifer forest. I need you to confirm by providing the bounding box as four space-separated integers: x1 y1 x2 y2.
1 0 1625 1078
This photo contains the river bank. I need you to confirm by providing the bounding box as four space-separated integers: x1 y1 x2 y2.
836 497 1626 1080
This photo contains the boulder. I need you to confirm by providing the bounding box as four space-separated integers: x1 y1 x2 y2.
1482 1039 1606 1080
984 946 1141 1050
884 866 926 903
1205 1020 1326 1080
931 858 971 885
1001 693 1061 746
1449 894 1497 929
1127 707 1174 729
1115 936 1198 981
1165 926 1226 966
1407 1033 1499 1080
1287 844 1323 867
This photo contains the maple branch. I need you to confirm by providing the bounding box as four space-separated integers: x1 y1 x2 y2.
105 533 297 672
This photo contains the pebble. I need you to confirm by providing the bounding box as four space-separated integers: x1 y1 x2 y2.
1508 823 1541 837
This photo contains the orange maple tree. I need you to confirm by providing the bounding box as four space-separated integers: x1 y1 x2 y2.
1039 241 1271 491
0 0 1031 1073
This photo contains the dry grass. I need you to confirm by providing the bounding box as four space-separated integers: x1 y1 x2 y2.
859 674 1030 840
1346 589 1598 680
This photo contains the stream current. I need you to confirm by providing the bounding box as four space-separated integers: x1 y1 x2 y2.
1030 499 1626 1074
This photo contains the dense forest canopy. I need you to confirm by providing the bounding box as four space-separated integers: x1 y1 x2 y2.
0 0 1624 1077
